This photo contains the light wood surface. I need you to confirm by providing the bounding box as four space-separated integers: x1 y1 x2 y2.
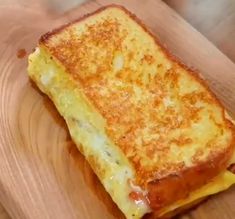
0 0 235 219
0 206 10 219
164 0 235 63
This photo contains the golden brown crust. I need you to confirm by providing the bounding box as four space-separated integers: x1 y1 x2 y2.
39 4 232 125
39 4 235 212
228 164 235 174
147 145 234 210
40 5 125 44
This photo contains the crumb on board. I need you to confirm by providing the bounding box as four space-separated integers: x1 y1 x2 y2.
17 48 27 59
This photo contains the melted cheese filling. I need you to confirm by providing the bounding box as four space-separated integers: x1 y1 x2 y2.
159 170 235 216
28 47 235 219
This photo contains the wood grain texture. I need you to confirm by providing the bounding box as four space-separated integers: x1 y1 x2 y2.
0 205 10 219
164 0 235 63
0 0 235 219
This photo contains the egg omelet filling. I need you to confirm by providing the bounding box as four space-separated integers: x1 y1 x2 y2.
28 46 235 219
28 47 150 219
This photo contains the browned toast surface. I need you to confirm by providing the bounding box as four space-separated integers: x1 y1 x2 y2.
29 5 235 216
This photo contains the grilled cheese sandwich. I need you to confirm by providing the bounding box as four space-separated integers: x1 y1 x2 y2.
28 5 235 219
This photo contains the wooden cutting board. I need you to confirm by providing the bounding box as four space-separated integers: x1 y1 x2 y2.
0 0 235 218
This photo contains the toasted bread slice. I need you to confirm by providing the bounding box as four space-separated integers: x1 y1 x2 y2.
28 5 235 219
